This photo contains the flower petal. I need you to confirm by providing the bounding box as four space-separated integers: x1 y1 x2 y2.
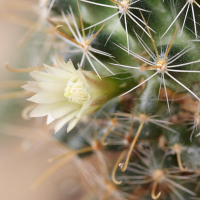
22 81 41 93
67 117 80 132
54 110 79 132
76 102 90 118
28 91 66 104
38 82 66 92
30 71 67 82
30 101 67 117
43 64 72 79
55 55 76 73
50 103 81 119
47 113 55 124
76 71 88 86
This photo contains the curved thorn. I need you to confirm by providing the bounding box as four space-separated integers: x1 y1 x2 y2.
120 121 145 172
112 149 127 185
54 25 83 47
176 150 187 172
5 62 44 72
101 125 113 146
151 179 161 200
21 103 37 120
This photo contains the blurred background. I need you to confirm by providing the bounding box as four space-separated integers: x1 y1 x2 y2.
0 1 81 199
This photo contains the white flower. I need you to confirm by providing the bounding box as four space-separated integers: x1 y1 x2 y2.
23 55 129 133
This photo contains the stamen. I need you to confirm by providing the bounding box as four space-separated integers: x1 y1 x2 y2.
120 121 145 172
5 63 44 72
64 76 89 104
112 149 126 184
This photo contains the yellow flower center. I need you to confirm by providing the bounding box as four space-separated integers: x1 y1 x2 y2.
64 77 89 104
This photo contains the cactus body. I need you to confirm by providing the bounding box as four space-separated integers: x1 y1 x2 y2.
7 0 200 199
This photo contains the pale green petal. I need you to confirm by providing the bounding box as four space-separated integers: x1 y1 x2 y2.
43 64 72 79
30 101 67 117
54 110 79 132
67 117 80 132
55 55 76 74
30 71 66 82
50 103 81 119
38 82 66 92
28 91 66 104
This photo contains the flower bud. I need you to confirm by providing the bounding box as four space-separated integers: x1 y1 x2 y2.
23 55 134 132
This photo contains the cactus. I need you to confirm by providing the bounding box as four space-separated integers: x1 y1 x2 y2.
3 0 200 199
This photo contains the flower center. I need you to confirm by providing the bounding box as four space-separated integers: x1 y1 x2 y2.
64 77 89 104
